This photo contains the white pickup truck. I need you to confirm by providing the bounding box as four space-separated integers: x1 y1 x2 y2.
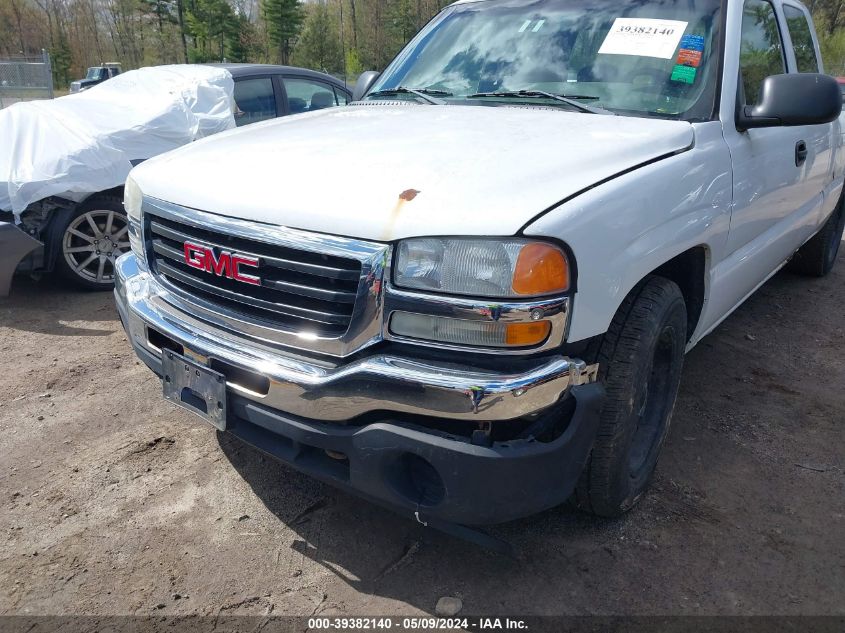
115 0 843 529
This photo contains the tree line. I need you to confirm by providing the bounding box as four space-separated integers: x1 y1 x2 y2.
807 0 845 71
1 0 845 89
0 0 448 87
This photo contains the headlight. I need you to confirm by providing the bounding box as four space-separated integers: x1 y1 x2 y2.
124 175 142 222
393 237 569 298
124 175 144 262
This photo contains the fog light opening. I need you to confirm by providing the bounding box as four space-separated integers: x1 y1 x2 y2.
391 453 446 507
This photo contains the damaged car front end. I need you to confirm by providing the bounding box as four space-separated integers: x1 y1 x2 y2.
0 217 41 297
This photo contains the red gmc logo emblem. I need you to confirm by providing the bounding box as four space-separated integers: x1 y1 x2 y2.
183 242 261 286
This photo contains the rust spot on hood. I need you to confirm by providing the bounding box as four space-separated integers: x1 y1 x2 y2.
382 189 422 240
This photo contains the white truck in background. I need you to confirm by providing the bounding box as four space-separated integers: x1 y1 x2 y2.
115 0 843 531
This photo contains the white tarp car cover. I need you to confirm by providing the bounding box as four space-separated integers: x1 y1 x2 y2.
0 64 235 216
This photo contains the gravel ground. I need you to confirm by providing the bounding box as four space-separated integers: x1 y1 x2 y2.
0 254 843 617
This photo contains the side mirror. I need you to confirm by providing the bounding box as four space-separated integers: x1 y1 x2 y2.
352 71 380 102
737 73 842 130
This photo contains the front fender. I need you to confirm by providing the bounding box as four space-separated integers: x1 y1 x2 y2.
0 222 42 296
523 121 733 344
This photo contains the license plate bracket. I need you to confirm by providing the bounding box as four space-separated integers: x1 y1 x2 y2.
161 350 227 431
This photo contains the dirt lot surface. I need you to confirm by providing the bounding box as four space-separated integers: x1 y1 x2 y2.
1 255 843 618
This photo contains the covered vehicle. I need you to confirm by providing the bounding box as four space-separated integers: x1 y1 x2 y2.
0 63 350 295
0 64 235 294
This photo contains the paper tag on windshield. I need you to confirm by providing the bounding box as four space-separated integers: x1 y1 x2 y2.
598 18 688 59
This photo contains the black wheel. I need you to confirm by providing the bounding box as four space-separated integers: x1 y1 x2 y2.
575 276 687 517
787 200 845 277
54 196 130 290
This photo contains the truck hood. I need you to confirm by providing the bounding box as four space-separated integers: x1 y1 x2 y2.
131 105 694 241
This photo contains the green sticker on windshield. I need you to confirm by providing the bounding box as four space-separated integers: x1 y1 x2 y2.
670 64 697 84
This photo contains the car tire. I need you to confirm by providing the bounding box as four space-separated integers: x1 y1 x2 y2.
575 276 687 517
54 195 130 290
787 198 845 278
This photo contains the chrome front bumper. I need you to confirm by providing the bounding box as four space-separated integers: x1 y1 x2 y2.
115 254 596 422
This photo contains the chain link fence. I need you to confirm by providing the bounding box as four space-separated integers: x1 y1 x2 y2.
0 51 53 109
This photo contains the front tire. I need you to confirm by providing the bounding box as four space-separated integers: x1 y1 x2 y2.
54 196 130 290
575 276 687 517
787 200 845 277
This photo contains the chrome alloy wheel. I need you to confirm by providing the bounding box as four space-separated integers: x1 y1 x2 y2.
62 209 130 284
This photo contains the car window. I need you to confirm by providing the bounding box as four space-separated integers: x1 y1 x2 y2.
739 0 786 104
284 77 339 114
233 77 278 126
783 5 819 73
334 86 350 105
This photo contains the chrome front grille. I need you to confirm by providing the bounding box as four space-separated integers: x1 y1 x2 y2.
148 214 359 335
141 198 389 356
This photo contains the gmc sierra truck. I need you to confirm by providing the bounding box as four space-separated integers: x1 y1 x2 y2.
115 0 844 529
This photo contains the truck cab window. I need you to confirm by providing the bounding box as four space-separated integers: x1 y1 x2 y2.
783 4 819 73
368 0 723 121
233 78 278 127
739 0 786 105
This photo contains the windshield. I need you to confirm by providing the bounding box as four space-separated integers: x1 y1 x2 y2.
369 0 723 120
85 67 101 80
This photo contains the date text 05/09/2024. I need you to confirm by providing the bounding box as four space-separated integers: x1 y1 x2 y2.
306 617 529 630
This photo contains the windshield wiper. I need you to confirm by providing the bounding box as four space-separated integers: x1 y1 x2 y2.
466 90 614 115
367 87 451 105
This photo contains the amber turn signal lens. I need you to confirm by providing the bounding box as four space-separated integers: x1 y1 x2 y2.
511 243 569 295
504 321 551 346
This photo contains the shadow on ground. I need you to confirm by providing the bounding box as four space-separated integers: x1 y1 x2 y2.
0 276 117 336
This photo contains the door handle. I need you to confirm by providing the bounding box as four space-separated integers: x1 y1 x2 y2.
795 140 808 167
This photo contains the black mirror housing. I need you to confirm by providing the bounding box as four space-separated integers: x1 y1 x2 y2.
737 73 842 130
352 71 381 102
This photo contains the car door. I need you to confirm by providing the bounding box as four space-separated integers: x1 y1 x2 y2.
723 0 811 255
232 75 281 127
780 2 840 218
